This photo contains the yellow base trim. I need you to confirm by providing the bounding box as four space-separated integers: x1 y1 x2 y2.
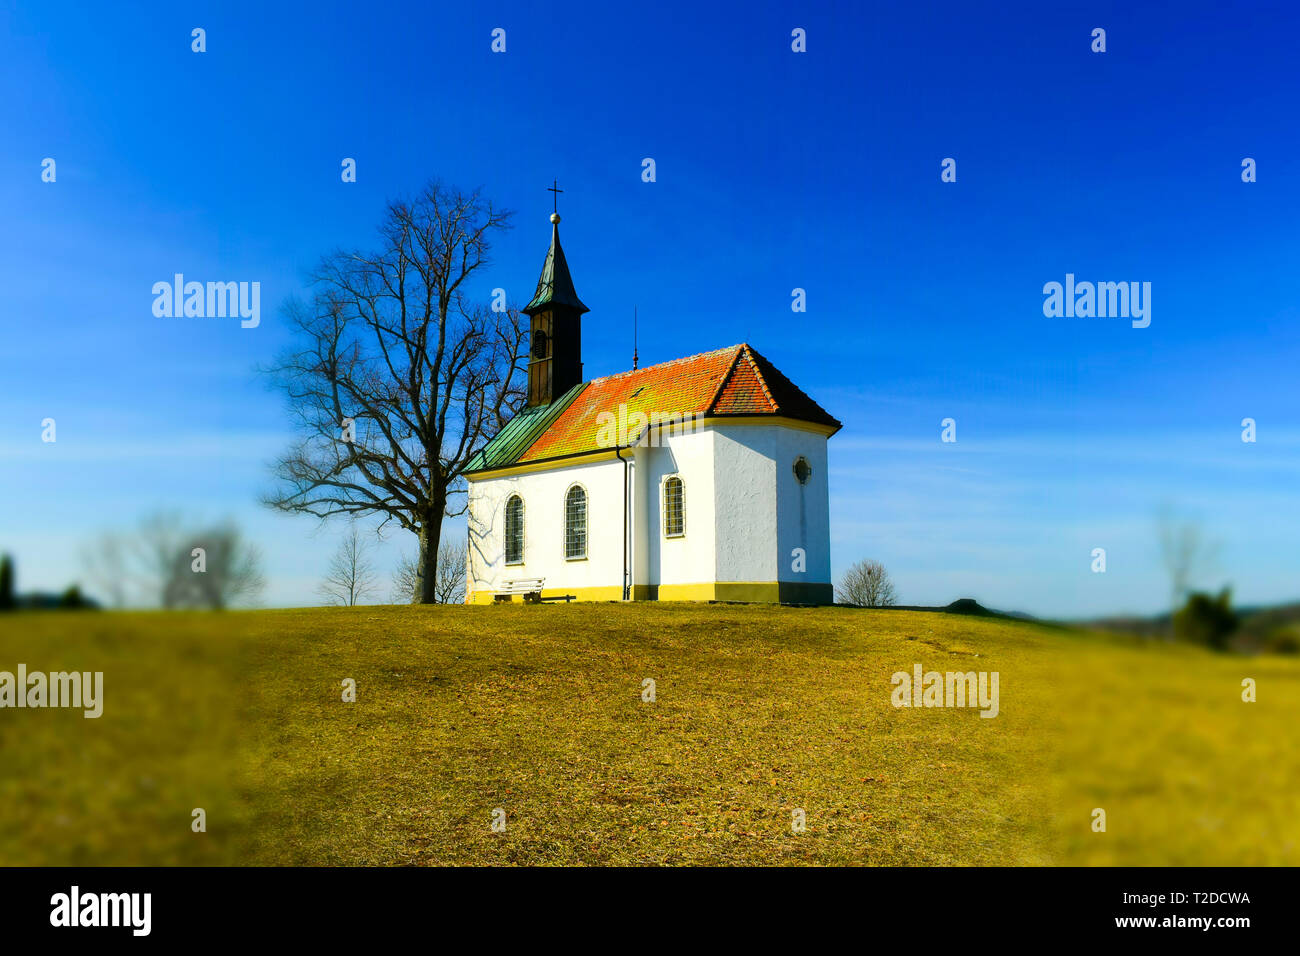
468 581 832 605
657 582 779 602
468 585 630 604
658 582 831 603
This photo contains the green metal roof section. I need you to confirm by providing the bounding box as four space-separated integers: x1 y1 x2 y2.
464 381 588 474
522 220 590 316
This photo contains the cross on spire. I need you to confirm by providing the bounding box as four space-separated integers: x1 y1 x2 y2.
548 179 563 214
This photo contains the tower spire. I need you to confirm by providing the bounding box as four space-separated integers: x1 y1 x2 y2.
523 214 589 318
523 197 589 407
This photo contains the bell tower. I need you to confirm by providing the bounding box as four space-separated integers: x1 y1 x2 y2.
523 206 589 406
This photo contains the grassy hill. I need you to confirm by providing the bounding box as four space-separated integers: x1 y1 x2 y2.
2 603 1297 866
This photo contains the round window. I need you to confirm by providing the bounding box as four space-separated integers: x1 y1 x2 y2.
793 456 812 484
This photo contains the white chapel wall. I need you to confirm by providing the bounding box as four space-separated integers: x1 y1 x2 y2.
634 426 717 588
710 423 832 586
710 424 780 583
468 420 832 599
467 457 626 596
771 425 832 584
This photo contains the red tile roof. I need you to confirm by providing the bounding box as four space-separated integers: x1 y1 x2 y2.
712 346 776 415
515 343 839 464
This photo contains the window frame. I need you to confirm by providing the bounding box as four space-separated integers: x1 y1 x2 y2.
662 474 685 539
504 494 525 566
563 482 588 561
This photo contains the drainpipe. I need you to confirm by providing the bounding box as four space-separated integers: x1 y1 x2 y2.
614 444 631 600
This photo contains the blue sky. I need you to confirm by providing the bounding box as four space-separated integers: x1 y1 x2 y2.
2 0 1297 616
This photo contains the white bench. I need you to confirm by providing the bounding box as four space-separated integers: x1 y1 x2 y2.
494 578 545 603
493 578 574 603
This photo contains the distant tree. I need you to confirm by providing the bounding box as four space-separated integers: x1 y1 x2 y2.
318 527 378 606
58 584 93 609
263 180 527 604
134 511 188 607
392 540 466 604
391 554 417 605
0 553 14 610
433 540 467 605
836 559 898 608
165 523 266 610
81 513 264 609
80 533 129 608
1157 508 1219 629
1173 588 1238 652
80 512 187 607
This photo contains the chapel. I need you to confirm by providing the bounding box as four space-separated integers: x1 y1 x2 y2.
464 212 840 604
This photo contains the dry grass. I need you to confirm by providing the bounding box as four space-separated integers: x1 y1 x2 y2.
2 602 1296 865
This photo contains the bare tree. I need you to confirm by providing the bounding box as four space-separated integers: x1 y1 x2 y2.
433 540 467 604
80 532 129 608
391 553 418 605
134 510 188 607
319 526 378 606
165 523 266 610
837 559 898 608
392 539 467 604
263 181 526 603
84 510 188 608
1157 507 1219 626
81 513 265 609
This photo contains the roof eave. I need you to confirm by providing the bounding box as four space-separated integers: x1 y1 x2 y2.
703 411 842 436
464 444 624 479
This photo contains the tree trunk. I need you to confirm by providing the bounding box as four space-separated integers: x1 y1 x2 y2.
415 519 442 604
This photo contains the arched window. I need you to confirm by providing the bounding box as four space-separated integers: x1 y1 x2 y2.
663 475 684 537
505 495 524 565
564 484 587 559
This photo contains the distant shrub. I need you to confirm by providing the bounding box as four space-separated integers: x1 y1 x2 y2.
0 554 13 611
58 585 96 610
1263 628 1300 656
1173 588 1238 652
837 559 898 608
